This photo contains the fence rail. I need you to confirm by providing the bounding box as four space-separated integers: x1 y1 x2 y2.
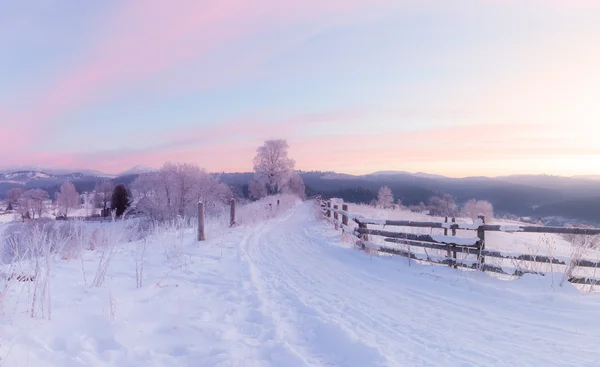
316 197 600 287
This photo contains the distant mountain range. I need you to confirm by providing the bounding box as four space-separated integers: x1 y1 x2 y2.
0 165 154 198
0 166 599 224
288 171 600 224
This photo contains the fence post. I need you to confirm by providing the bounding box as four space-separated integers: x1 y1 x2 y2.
327 201 331 218
445 217 451 266
197 201 206 241
357 221 369 250
333 205 339 229
342 204 349 227
477 215 486 267
230 198 236 227
452 217 457 269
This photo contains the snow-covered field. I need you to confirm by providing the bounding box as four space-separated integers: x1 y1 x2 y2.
2 198 600 366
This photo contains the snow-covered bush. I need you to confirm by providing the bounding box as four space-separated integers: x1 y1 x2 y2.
463 199 494 222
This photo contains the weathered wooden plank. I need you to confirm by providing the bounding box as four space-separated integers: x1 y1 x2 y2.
354 217 600 236
357 219 449 228
384 238 570 266
358 228 480 246
374 244 542 277
569 277 600 285
481 225 600 236
384 238 474 254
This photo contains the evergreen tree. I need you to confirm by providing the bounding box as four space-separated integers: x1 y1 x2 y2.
111 183 130 217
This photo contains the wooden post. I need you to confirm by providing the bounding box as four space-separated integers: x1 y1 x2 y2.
197 201 205 241
452 217 457 269
357 221 368 249
327 201 332 218
477 215 486 266
342 204 349 226
333 205 339 229
445 217 451 266
230 198 236 227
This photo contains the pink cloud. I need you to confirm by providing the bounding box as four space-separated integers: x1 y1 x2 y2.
2 0 399 141
3 108 365 173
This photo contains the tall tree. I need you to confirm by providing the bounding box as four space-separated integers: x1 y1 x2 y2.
94 181 114 216
56 180 80 218
252 139 295 195
111 184 131 217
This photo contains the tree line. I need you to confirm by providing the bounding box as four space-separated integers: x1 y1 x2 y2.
375 186 494 221
3 139 308 223
4 181 132 220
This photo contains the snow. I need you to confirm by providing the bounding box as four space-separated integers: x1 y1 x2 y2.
429 234 480 246
499 225 524 232
2 200 600 366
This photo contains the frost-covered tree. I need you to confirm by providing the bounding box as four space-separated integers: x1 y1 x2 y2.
94 181 114 215
377 186 394 208
248 178 267 200
6 187 25 208
463 199 494 222
281 172 306 199
56 180 79 218
131 162 232 222
20 189 49 219
252 139 295 195
427 194 458 217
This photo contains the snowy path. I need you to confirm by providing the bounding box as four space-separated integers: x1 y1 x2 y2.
3 200 600 366
240 202 600 367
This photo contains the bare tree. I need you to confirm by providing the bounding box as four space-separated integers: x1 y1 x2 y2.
56 181 80 218
252 139 295 195
377 186 394 209
20 189 49 219
94 181 114 215
5 187 25 210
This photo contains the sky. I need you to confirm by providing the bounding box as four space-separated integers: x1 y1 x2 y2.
1 0 599 178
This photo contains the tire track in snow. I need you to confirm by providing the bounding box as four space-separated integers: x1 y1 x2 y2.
244 205 391 366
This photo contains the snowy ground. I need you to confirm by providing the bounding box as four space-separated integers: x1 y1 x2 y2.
2 199 600 366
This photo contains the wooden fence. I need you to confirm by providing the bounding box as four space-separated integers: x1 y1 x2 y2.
317 198 600 286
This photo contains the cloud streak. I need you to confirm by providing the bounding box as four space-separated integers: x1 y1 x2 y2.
1 0 398 140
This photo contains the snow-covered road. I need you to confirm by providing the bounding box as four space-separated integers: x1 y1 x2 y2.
238 202 600 367
3 200 600 366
